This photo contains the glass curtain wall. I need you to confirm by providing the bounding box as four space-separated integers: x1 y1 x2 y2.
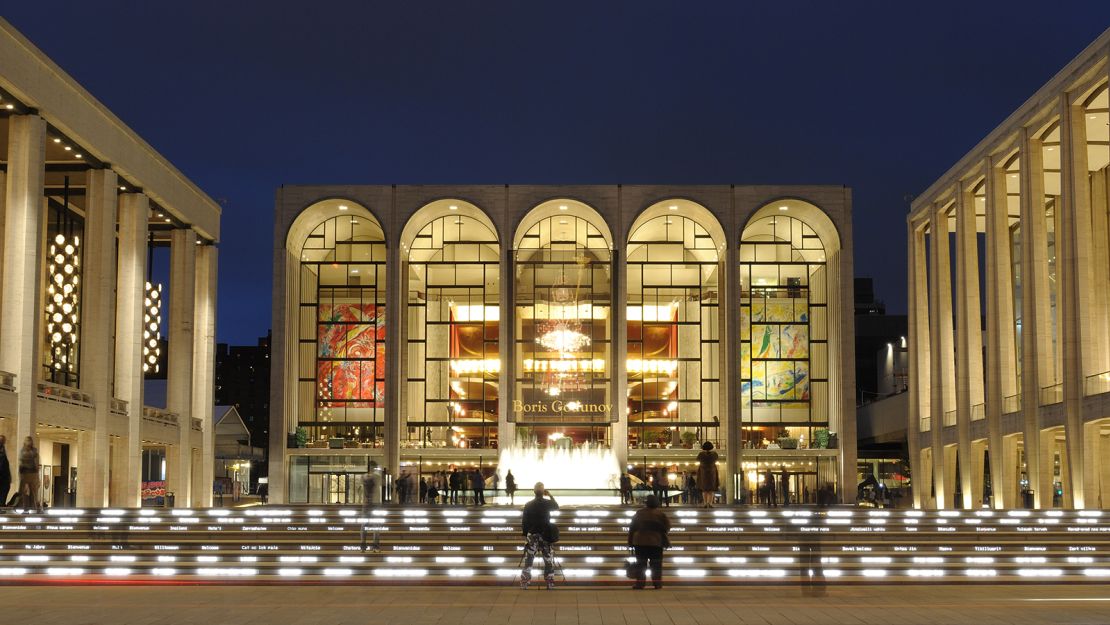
405 213 500 450
514 211 612 447
739 215 828 449
296 215 388 447
626 214 721 451
43 178 85 387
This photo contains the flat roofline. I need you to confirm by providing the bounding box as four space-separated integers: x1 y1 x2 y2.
909 27 1110 222
0 17 221 241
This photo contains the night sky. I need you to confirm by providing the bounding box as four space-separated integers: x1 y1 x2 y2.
6 2 1110 344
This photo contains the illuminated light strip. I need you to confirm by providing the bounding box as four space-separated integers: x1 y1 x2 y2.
712 510 736 518
157 556 177 563
1007 510 1031 517
965 557 994 564
373 569 428 578
563 569 596 577
1017 568 1063 577
825 518 851 525
196 556 220 563
448 568 475 577
908 569 945 577
199 568 257 577
280 556 318 563
278 568 302 577
820 557 840 564
103 568 132 576
938 510 960 517
48 508 86 516
47 568 84 576
1083 569 1110 576
339 556 366 564
70 555 90 562
1014 557 1046 564
828 510 853 517
861 569 887 577
487 556 506 564
913 557 944 564
323 568 353 577
338 510 356 517
1067 557 1094 564
151 568 176 576
18 555 50 562
672 557 694 564
0 568 28 576
584 557 605 564
239 556 258 563
860 557 891 564
1079 510 1103 517
727 568 786 578
821 569 843 578
110 555 137 563
435 557 466 564
768 557 795 564
1045 510 1064 517
675 569 706 578
965 568 997 577
386 557 413 564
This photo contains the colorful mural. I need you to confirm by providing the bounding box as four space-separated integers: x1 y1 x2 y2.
317 304 386 405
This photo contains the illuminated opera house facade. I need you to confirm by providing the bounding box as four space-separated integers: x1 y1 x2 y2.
269 185 855 504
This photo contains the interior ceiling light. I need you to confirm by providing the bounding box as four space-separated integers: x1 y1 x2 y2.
778 205 789 211
449 205 458 210
53 138 61 143
668 205 678 211
338 205 349 211
63 146 71 151
558 205 568 211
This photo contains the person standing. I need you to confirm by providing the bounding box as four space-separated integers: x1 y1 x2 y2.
470 469 485 506
448 468 461 505
763 469 777 507
360 461 382 552
696 442 720 508
652 468 670 507
0 436 10 508
492 471 501 502
780 466 790 506
619 472 633 505
628 495 671 589
505 470 517 505
520 482 559 590
419 476 428 504
684 473 697 505
17 436 40 511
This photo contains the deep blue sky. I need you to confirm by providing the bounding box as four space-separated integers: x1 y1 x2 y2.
6 2 1110 344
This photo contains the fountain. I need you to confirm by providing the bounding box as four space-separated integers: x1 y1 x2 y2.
497 444 621 505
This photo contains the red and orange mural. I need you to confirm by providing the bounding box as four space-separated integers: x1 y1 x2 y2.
316 303 386 406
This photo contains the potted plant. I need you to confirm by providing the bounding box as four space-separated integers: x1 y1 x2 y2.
294 426 308 448
814 428 830 449
777 436 799 450
680 431 697 449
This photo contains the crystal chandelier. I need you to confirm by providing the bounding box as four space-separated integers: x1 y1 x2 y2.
536 327 590 354
536 273 590 356
46 232 80 374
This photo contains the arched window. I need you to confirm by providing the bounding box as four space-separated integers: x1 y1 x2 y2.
403 201 500 450
626 201 724 451
296 210 387 447
513 200 613 447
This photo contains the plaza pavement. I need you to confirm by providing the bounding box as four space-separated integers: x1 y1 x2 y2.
4 583 1110 624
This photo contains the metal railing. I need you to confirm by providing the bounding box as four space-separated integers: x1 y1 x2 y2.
142 406 180 427
971 402 985 421
1039 383 1063 406
1086 371 1110 396
943 409 957 427
36 381 92 407
110 398 129 415
1002 393 1022 414
0 370 14 392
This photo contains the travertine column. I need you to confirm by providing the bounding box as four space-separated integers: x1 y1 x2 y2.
0 170 6 327
928 205 955 507
76 168 118 507
954 182 983 508
724 246 741 503
167 228 197 506
1059 94 1092 507
497 248 515 452
1019 129 1050 508
612 247 628 468
1090 166 1110 380
113 193 148 506
983 158 1016 507
0 115 46 484
384 230 401 492
192 244 217 507
906 221 925 508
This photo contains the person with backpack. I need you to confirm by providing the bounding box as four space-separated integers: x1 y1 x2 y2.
628 494 671 589
519 482 559 590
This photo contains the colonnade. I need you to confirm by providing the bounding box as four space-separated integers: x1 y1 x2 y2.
908 53 1110 509
0 113 218 507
